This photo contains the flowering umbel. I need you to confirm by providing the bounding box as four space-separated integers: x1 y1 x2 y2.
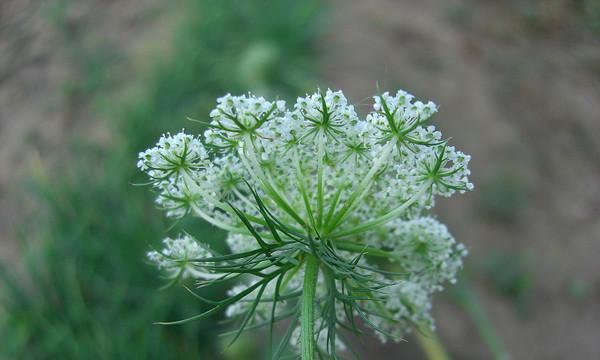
138 89 473 358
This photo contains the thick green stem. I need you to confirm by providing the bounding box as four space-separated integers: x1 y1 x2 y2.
301 255 319 360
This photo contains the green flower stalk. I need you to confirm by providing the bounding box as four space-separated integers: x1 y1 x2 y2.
138 89 473 358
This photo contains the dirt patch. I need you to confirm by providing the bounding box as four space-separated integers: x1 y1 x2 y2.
0 0 166 262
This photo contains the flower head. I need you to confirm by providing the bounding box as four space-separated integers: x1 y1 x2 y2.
147 234 214 280
138 88 473 356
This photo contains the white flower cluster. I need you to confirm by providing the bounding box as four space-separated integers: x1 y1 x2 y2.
139 89 473 353
359 217 469 343
147 235 214 280
137 132 209 218
369 217 468 290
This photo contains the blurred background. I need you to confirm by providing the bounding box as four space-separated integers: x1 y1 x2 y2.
0 0 598 359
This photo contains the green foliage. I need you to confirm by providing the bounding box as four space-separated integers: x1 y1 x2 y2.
0 0 323 358
1 159 220 359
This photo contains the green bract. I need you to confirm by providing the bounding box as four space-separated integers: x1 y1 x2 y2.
138 89 473 358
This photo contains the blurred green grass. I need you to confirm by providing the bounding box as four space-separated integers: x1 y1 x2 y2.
0 0 323 358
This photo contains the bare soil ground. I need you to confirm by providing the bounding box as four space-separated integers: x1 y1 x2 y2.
0 0 167 262
322 0 600 358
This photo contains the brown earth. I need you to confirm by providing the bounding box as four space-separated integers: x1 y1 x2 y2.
0 0 168 263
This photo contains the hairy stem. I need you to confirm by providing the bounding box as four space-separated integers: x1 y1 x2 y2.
301 255 319 360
